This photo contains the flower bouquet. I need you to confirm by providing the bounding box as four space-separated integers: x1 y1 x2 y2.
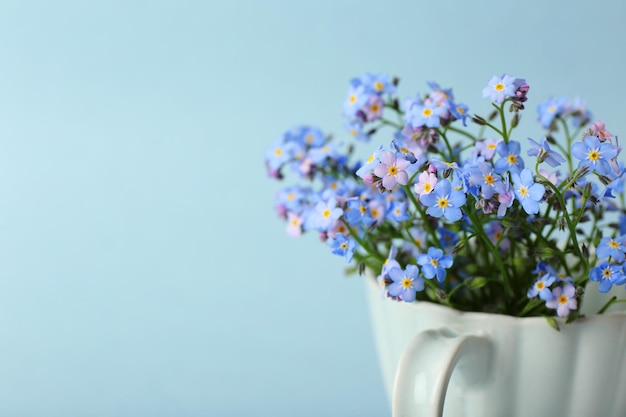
265 72 626 327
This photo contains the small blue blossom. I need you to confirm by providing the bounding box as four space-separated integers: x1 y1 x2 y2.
388 264 424 302
537 97 568 128
589 262 626 293
511 168 545 215
417 247 453 282
527 273 556 300
409 102 446 128
344 199 376 227
527 137 566 167
482 74 517 104
420 179 466 222
327 234 356 262
571 135 618 176
494 140 525 175
596 236 626 262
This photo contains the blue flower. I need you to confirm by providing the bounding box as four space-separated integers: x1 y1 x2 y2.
589 262 626 293
596 236 626 262
417 247 453 282
537 97 568 128
527 137 566 167
344 199 376 227
482 74 517 104
328 234 356 263
571 135 618 176
468 160 504 199
511 168 545 215
419 179 466 222
387 264 424 302
447 100 469 126
527 273 556 300
409 102 446 128
494 140 525 175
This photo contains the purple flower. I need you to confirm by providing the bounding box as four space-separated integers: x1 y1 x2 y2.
388 264 424 302
417 247 453 282
545 284 577 317
511 168 545 215
374 151 410 190
571 135 618 176
420 178 466 222
482 74 518 104
527 137 566 167
494 140 525 175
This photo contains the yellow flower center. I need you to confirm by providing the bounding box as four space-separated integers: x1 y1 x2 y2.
305 134 314 143
548 105 556 113
340 242 349 250
388 165 398 176
588 149 600 161
484 174 495 185
430 259 439 267
519 186 529 198
536 281 545 290
437 197 449 209
274 147 283 156
374 81 384 91
349 94 357 104
456 106 465 114
558 295 568 305
603 268 613 279
609 240 620 249
322 209 331 219
359 205 367 214
423 183 432 193
494 83 505 92
401 278 412 288
371 103 380 112
422 108 433 118
507 154 518 164
487 143 497 150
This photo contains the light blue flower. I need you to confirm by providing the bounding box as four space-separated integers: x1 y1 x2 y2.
494 140 524 175
327 234 356 263
417 247 453 283
527 137 566 167
571 135 618 176
419 179 466 222
589 262 626 293
511 168 545 215
388 265 424 302
596 236 626 262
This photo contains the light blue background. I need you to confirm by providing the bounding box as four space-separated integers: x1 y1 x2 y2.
0 1 624 416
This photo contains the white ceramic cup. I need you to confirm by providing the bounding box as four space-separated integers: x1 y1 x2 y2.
365 276 626 417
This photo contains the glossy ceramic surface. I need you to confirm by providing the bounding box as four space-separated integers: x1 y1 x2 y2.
366 276 626 417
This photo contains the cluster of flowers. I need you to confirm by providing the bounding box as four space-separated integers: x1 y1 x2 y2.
265 72 626 322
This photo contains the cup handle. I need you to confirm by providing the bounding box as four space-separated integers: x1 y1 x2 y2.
392 327 492 417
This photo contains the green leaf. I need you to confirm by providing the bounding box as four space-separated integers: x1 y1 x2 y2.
545 316 560 331
467 276 488 290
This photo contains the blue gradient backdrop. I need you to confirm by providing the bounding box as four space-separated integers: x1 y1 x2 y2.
0 1 624 416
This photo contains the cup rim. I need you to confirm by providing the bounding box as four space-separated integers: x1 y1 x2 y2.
366 270 626 326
